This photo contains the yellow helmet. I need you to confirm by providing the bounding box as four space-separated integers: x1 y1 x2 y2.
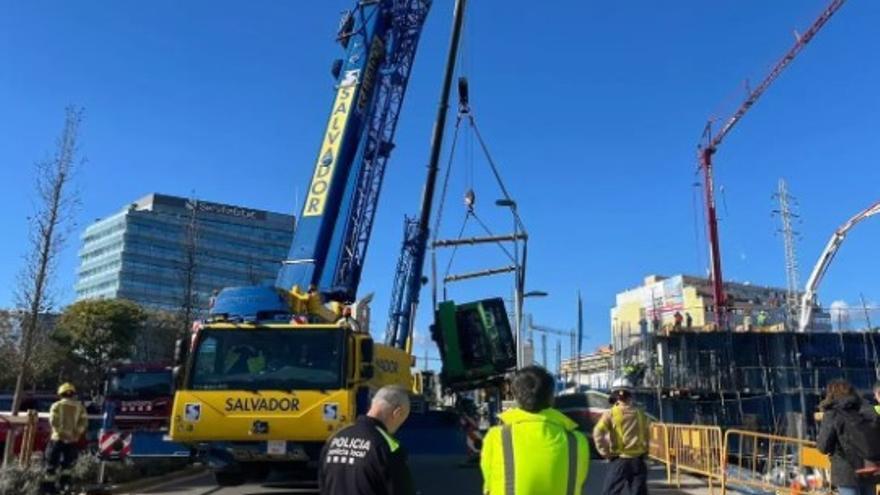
57 383 76 396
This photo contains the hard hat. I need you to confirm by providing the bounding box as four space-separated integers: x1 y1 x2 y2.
57 383 76 396
611 377 634 393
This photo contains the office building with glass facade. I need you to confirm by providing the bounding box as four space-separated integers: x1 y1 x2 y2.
75 193 295 312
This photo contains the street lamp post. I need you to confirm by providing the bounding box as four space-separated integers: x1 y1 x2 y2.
496 198 532 369
505 291 549 369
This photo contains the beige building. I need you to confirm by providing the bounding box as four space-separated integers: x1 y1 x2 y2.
610 275 830 349
560 346 613 390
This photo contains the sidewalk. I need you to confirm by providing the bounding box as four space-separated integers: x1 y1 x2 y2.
407 455 715 495
587 460 715 495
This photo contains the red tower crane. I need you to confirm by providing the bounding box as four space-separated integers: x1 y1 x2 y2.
697 0 847 331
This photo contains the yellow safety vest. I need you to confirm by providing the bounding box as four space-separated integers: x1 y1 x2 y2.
224 352 266 374
594 404 649 458
481 408 589 495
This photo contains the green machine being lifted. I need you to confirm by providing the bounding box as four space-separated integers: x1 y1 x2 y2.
431 298 517 390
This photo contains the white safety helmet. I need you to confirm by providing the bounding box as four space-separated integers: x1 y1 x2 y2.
610 377 634 393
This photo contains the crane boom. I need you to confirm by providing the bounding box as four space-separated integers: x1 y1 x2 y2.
276 0 431 303
386 0 468 348
698 0 847 331
707 0 846 150
798 200 880 332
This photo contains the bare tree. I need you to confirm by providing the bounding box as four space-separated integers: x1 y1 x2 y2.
11 107 83 416
179 196 201 338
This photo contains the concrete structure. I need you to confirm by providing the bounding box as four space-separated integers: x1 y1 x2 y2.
75 193 295 312
560 345 613 390
610 275 831 349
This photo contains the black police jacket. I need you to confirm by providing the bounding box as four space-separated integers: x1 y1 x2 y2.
319 416 415 495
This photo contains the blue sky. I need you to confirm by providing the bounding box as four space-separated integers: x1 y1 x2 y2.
1 0 878 365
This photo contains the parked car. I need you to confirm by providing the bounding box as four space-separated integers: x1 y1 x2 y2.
555 389 612 459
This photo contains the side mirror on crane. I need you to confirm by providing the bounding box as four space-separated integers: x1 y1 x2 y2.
172 366 183 392
359 338 375 381
174 338 188 366
360 338 374 363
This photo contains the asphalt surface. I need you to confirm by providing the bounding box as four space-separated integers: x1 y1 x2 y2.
127 456 711 495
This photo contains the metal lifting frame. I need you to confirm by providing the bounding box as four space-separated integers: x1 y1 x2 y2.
331 0 431 300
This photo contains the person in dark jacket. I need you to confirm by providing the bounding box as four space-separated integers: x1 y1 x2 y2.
319 385 415 495
816 379 877 495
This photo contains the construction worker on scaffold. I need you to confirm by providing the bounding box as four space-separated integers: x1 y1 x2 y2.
593 377 651 495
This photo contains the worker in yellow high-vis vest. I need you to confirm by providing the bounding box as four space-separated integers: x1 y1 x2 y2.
481 366 590 495
593 377 651 495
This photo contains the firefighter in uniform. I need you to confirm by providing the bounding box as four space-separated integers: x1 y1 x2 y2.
481 366 590 495
593 377 651 495
319 385 415 495
45 382 88 492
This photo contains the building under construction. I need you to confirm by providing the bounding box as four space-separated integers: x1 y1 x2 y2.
606 275 879 438
619 328 879 437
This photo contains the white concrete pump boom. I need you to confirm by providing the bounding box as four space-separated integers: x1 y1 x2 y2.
798 199 880 332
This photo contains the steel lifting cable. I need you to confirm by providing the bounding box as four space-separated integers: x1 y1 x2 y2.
470 211 515 262
467 115 514 203
432 115 465 242
442 213 473 295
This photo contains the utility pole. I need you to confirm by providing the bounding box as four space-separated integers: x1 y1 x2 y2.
541 333 547 369
773 179 801 331
556 339 562 377
860 293 874 332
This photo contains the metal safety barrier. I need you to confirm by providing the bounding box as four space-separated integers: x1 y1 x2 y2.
721 429 830 495
664 423 725 493
1 409 40 467
648 423 672 482
649 423 835 495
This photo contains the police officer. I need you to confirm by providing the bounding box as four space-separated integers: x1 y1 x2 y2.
319 385 415 495
45 382 88 491
481 366 590 495
593 377 651 495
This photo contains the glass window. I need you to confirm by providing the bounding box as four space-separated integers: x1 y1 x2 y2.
107 370 173 400
189 329 344 392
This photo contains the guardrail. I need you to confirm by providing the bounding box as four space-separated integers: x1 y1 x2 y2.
1 410 40 467
648 422 833 495
663 423 725 493
648 422 671 482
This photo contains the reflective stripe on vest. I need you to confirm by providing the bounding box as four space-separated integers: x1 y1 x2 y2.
375 426 400 453
502 425 515 495
500 424 579 495
611 405 647 455
611 405 625 453
564 430 577 495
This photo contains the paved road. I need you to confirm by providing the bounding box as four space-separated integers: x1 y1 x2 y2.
128 456 711 495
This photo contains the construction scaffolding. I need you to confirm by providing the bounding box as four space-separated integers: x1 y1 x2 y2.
622 330 880 438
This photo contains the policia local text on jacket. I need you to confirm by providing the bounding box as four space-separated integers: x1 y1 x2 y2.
593 401 651 495
480 407 590 495
319 416 415 495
